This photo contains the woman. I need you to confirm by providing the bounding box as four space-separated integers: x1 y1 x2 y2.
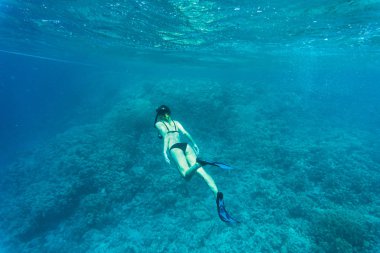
154 105 238 223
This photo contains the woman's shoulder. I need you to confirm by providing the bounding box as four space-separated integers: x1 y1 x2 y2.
173 120 182 125
155 121 165 128
173 120 185 131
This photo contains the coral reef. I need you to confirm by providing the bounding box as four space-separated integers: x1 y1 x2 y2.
1 78 379 252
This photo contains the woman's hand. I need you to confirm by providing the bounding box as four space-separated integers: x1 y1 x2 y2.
164 153 171 164
193 144 200 155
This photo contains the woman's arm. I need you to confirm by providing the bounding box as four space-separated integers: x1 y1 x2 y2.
163 134 170 163
155 122 171 163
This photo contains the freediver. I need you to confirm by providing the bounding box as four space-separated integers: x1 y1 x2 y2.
154 105 239 223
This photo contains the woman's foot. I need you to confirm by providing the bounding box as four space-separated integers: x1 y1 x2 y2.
196 157 209 166
216 192 239 223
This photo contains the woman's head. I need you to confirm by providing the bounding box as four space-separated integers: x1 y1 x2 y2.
154 105 171 126
156 105 171 116
154 105 171 138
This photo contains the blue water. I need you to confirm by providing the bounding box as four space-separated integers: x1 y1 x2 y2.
1 1 380 252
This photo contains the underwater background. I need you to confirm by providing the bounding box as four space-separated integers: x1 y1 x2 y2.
1 0 380 252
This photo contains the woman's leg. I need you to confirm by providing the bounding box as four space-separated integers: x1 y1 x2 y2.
170 148 201 178
196 168 218 197
184 146 219 196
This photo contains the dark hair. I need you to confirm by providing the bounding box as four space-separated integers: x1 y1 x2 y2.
156 105 171 115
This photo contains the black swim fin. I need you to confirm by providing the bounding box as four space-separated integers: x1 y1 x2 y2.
196 158 235 170
211 162 234 170
196 158 212 166
216 192 239 223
